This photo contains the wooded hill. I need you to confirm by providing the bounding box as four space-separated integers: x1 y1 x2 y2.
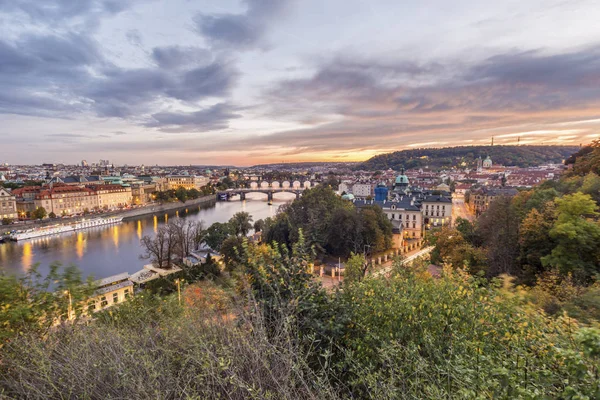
358 145 580 170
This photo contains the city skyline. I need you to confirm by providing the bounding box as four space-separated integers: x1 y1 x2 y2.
2 0 600 166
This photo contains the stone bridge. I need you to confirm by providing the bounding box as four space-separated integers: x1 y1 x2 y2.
218 180 314 201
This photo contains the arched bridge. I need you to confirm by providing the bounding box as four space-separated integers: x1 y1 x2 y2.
218 180 314 201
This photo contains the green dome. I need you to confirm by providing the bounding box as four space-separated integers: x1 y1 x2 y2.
395 175 409 184
341 193 355 200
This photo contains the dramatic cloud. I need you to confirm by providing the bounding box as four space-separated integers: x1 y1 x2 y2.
151 46 212 70
194 0 294 49
2 0 600 165
143 103 242 132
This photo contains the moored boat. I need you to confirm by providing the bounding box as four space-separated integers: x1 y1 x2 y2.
9 217 123 241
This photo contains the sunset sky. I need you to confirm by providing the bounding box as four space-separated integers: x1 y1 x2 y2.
1 0 600 166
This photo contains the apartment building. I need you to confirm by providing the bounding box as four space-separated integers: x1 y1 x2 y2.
0 188 18 220
89 184 132 210
159 175 209 191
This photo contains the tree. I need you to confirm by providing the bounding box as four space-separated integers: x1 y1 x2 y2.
203 222 232 251
48 212 57 219
140 225 178 268
220 236 246 271
229 211 253 237
359 206 393 253
541 192 600 282
325 207 363 257
344 253 367 283
253 219 265 233
31 207 47 220
2 217 13 225
519 204 557 284
187 188 201 199
476 196 520 277
175 187 188 203
0 263 94 344
169 218 204 261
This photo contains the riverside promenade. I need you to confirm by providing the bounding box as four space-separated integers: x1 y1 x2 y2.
8 195 217 229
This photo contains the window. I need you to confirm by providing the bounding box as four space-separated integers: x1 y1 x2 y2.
100 296 108 307
391 213 395 219
124 289 130 298
88 302 96 313
412 222 415 229
113 293 119 303
413 215 416 220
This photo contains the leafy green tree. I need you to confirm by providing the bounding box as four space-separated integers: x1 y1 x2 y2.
477 196 520 277
253 219 265 233
0 263 93 344
220 236 246 271
31 207 47 220
48 212 57 219
344 253 367 283
325 207 363 257
359 206 393 253
519 205 557 284
175 187 188 203
1 217 13 225
229 211 253 236
580 172 600 203
187 188 201 199
203 222 232 251
542 192 600 281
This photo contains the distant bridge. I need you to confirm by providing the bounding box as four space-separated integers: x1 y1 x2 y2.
217 180 314 201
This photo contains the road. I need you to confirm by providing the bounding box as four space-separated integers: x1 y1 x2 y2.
452 198 474 224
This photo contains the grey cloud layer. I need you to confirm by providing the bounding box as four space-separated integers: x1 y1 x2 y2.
194 0 294 49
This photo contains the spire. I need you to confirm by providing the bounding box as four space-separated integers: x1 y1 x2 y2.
491 136 494 146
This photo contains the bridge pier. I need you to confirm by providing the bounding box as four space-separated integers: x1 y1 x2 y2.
295 191 300 199
267 191 273 201
240 192 246 201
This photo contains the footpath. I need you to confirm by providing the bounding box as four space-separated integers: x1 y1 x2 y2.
319 246 435 289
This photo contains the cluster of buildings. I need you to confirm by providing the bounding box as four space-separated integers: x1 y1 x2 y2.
349 169 453 252
1 169 212 220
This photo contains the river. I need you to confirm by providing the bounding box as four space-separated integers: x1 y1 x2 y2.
0 193 296 280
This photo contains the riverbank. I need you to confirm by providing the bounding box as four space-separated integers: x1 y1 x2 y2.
119 195 216 221
3 195 217 230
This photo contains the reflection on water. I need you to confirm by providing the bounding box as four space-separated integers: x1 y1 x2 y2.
0 193 295 279
76 232 85 260
21 242 32 272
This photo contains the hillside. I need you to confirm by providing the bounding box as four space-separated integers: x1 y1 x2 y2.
357 145 580 170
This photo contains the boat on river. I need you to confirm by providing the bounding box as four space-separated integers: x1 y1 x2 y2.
9 217 123 241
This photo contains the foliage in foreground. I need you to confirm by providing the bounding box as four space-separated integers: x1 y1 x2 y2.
2 248 600 399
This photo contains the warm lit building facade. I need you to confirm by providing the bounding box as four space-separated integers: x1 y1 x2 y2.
0 188 18 220
131 182 157 205
468 187 519 216
89 185 132 210
160 175 209 191
88 273 134 313
422 195 452 227
35 186 98 216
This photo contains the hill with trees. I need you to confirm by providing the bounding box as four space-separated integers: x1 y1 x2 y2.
358 145 579 170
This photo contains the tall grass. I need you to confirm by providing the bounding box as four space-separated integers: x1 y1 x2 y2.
0 286 336 400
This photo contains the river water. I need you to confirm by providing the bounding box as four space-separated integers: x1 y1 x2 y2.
0 193 296 280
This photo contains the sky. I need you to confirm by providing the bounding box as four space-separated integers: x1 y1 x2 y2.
1 0 600 166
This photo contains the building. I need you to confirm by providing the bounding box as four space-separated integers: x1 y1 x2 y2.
131 182 157 205
160 175 209 191
88 273 134 313
468 187 519 215
0 188 18 220
33 185 98 216
483 156 493 169
352 183 373 198
89 184 132 210
422 195 452 227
